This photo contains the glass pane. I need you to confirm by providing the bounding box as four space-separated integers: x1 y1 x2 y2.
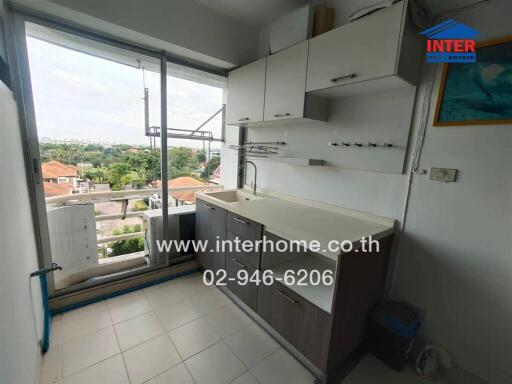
25 22 164 290
162 63 226 261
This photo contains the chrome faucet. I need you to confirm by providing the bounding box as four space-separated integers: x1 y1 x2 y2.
239 159 257 195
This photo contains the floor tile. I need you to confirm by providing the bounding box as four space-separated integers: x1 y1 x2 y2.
205 304 253 338
50 316 62 348
40 345 61 384
62 327 120 378
170 318 220 359
61 301 112 342
189 288 231 315
175 273 213 297
146 363 195 384
154 299 201 331
62 355 129 384
123 334 181 384
250 349 315 384
225 324 280 368
230 372 260 384
185 342 246 384
144 283 187 309
107 291 152 324
114 312 165 351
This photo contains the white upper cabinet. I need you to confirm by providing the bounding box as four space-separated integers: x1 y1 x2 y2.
226 58 266 125
306 1 419 96
264 41 308 121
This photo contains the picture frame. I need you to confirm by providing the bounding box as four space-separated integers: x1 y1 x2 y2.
434 36 512 126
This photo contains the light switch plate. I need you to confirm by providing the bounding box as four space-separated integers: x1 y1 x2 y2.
429 167 457 182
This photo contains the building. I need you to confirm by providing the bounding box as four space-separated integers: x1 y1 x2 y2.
41 160 79 188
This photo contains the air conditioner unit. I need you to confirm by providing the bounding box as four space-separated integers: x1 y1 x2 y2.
143 206 196 265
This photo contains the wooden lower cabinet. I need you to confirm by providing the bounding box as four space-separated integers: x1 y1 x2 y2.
196 203 394 383
226 252 258 311
195 199 227 277
257 281 330 370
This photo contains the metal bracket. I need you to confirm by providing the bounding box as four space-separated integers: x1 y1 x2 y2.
30 262 62 277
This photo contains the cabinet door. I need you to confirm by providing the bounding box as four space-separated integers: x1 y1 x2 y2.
306 2 403 92
226 58 266 125
195 199 226 275
226 233 258 311
195 199 211 270
257 281 330 370
264 41 308 121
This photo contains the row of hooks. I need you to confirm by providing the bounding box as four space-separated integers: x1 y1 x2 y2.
328 141 394 148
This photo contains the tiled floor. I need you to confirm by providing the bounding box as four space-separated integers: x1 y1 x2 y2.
41 272 436 384
41 272 314 384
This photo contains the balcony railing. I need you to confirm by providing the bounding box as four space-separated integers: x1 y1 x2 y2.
46 184 222 244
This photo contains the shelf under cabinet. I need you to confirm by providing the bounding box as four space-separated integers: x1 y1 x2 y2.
246 156 325 166
270 254 336 313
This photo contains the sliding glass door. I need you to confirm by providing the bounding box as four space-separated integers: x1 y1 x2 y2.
12 15 168 296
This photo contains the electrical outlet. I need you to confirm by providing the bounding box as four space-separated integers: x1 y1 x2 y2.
429 167 457 182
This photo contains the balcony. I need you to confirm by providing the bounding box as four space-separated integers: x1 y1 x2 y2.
45 184 222 290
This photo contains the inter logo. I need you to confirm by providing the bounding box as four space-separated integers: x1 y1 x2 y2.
420 19 479 63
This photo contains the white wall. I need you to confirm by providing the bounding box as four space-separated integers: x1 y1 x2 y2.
252 0 512 383
0 80 44 384
12 0 260 68
391 2 512 383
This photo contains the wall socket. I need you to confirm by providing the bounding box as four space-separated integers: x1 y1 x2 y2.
429 167 458 182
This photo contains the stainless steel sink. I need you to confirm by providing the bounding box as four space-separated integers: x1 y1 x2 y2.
206 190 263 203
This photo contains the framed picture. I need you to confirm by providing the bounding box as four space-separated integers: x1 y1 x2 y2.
434 36 512 126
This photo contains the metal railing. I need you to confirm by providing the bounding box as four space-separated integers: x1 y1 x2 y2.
46 184 222 245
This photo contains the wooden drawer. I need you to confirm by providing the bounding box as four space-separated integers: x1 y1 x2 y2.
257 281 330 370
226 212 262 268
227 212 262 238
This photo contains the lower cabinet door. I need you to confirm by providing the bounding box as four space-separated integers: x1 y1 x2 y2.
257 281 330 370
226 256 258 311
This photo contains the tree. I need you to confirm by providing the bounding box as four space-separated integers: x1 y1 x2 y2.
201 156 220 179
168 147 199 177
83 168 109 183
108 163 130 190
196 151 206 163
109 224 144 256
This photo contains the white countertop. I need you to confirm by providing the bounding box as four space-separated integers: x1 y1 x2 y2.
196 189 395 260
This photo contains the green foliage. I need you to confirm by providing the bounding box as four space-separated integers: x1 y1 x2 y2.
109 224 144 256
83 167 108 183
39 143 214 189
134 200 148 211
168 147 199 177
196 151 206 163
201 156 220 179
108 163 131 190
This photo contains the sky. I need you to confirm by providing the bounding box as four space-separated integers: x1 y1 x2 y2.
26 36 224 149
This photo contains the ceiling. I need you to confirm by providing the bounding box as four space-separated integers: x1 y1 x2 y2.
413 0 489 17
193 0 307 28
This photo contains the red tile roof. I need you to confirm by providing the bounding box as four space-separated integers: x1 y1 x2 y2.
156 176 205 203
43 182 74 197
42 161 78 179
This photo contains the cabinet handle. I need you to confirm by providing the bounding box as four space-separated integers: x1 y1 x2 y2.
205 204 215 210
233 258 247 269
273 113 291 118
330 73 358 83
238 117 250 121
277 289 298 304
233 217 248 225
